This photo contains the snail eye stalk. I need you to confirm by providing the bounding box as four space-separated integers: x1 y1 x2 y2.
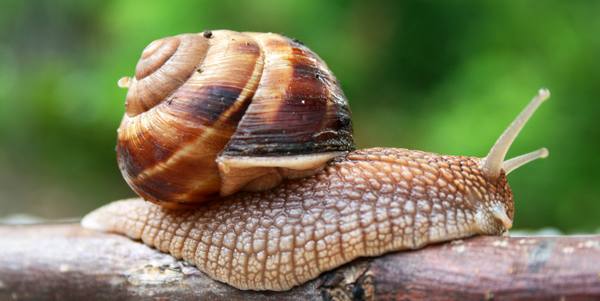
503 148 549 175
481 88 550 179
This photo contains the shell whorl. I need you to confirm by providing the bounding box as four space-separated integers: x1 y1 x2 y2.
117 30 355 207
126 34 209 116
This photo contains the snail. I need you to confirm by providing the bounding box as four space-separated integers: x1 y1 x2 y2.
82 30 550 291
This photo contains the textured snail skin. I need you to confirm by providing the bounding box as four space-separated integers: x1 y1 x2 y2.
83 147 514 291
117 30 354 208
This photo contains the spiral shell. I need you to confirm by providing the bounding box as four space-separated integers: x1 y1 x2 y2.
116 30 354 207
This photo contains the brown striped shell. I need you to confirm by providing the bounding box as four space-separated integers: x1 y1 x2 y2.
116 30 355 208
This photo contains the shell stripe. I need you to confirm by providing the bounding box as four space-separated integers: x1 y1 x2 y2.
222 34 354 157
118 31 264 204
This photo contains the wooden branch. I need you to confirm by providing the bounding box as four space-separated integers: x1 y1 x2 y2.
1 224 599 301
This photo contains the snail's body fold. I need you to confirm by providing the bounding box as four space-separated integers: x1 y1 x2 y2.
83 148 513 291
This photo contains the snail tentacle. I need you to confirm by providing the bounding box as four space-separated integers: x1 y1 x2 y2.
481 88 550 179
503 147 549 175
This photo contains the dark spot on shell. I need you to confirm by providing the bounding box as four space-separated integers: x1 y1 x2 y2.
203 30 213 38
291 37 305 46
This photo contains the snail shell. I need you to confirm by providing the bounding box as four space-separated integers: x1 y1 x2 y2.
117 30 354 207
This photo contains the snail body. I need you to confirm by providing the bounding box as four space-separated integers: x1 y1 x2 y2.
83 30 550 291
84 148 516 291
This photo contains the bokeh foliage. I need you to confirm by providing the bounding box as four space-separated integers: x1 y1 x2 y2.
0 0 598 232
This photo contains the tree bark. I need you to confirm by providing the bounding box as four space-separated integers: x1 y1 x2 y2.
1 224 599 301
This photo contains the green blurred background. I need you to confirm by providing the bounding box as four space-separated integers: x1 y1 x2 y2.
0 0 598 232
